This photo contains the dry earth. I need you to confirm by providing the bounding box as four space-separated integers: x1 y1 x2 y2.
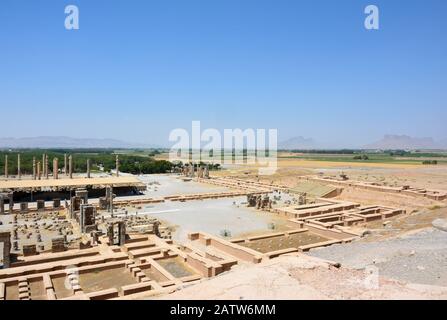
161 254 447 300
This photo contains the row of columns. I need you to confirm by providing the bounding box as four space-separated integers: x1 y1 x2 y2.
3 154 120 179
3 154 66 179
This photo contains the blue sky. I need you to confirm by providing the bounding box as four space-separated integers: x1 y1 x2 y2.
0 0 446 147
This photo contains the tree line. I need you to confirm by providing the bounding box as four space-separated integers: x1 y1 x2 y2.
0 149 173 175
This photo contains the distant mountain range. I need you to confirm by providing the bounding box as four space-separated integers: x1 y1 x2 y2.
278 136 319 149
363 135 447 150
0 136 160 149
1 135 446 150
278 134 447 150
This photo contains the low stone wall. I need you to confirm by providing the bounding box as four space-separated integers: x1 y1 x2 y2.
189 232 263 263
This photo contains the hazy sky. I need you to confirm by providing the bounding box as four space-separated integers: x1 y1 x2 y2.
0 0 446 147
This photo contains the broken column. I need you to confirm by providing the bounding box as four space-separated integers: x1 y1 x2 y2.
17 154 21 180
42 154 45 175
119 221 126 245
191 163 195 177
32 157 36 180
4 155 8 178
53 158 58 179
0 195 4 214
106 186 114 215
115 155 119 177
53 198 61 208
99 197 108 210
51 237 66 253
8 192 14 213
204 164 210 178
64 153 68 175
87 159 91 178
80 204 96 233
246 194 257 207
20 202 29 213
23 244 37 257
70 196 81 219
69 155 73 179
0 231 11 268
75 189 88 204
36 200 45 211
107 221 126 246
45 154 49 179
37 161 41 180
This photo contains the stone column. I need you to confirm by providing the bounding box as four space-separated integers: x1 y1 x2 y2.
75 189 88 204
0 231 11 268
69 155 73 179
37 161 41 180
32 157 36 180
17 154 21 180
118 222 126 246
53 158 59 179
64 153 68 175
8 192 14 213
190 163 195 177
80 204 95 233
115 155 119 177
4 155 8 178
106 186 114 215
45 154 49 179
87 159 91 178
204 164 210 178
42 154 45 176
0 195 4 214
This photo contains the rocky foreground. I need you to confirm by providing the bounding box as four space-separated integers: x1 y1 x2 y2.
161 253 447 300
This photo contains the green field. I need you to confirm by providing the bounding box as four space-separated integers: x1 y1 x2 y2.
278 151 447 165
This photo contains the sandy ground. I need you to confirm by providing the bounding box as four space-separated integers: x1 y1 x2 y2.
213 156 447 192
334 186 443 211
161 254 447 300
216 156 447 218
139 174 232 197
117 175 294 242
123 196 286 242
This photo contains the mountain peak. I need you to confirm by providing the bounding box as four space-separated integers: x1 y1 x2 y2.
278 136 317 149
364 135 440 150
